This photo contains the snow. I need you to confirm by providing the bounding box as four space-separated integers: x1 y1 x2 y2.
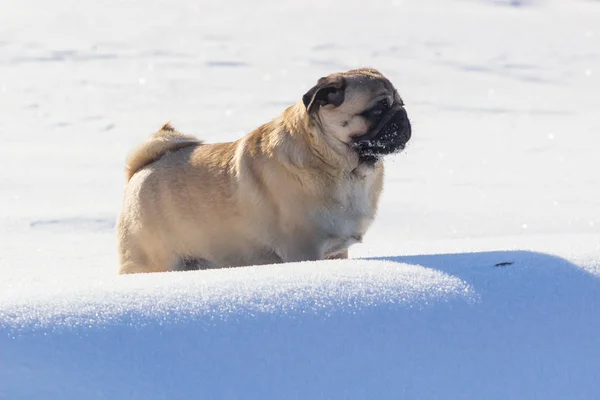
1 260 475 329
1 0 600 398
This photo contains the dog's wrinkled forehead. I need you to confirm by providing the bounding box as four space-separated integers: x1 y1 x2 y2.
343 68 392 89
303 68 396 114
339 70 395 112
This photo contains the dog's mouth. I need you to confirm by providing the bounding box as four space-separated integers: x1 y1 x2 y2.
350 107 412 164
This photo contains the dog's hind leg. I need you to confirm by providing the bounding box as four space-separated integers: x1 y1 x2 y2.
119 253 171 274
119 260 151 274
117 234 170 274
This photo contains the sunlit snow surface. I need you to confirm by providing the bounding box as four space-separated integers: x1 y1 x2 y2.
1 261 476 329
1 0 600 398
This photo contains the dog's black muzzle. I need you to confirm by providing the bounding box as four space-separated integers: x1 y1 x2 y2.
351 107 411 164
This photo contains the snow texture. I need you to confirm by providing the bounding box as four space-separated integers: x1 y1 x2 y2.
1 0 600 398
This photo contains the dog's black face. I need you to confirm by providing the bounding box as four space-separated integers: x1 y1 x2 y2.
350 100 412 165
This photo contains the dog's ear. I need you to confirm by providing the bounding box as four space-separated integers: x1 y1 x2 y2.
302 76 346 113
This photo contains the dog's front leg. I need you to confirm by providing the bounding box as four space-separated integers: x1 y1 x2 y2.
327 250 348 260
277 238 324 263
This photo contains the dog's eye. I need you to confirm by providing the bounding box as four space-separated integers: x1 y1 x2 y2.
364 99 390 118
371 108 384 117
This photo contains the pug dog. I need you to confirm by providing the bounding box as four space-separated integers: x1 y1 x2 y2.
116 67 411 274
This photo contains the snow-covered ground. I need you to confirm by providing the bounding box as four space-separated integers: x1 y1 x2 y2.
1 0 599 398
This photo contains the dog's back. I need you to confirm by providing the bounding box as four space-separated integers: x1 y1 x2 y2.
125 123 202 182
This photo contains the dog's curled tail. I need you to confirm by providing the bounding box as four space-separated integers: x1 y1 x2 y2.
125 122 202 181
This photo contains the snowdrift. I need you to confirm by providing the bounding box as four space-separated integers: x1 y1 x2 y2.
2 252 599 399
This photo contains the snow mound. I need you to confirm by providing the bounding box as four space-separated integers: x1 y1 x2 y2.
0 260 474 330
2 252 600 399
